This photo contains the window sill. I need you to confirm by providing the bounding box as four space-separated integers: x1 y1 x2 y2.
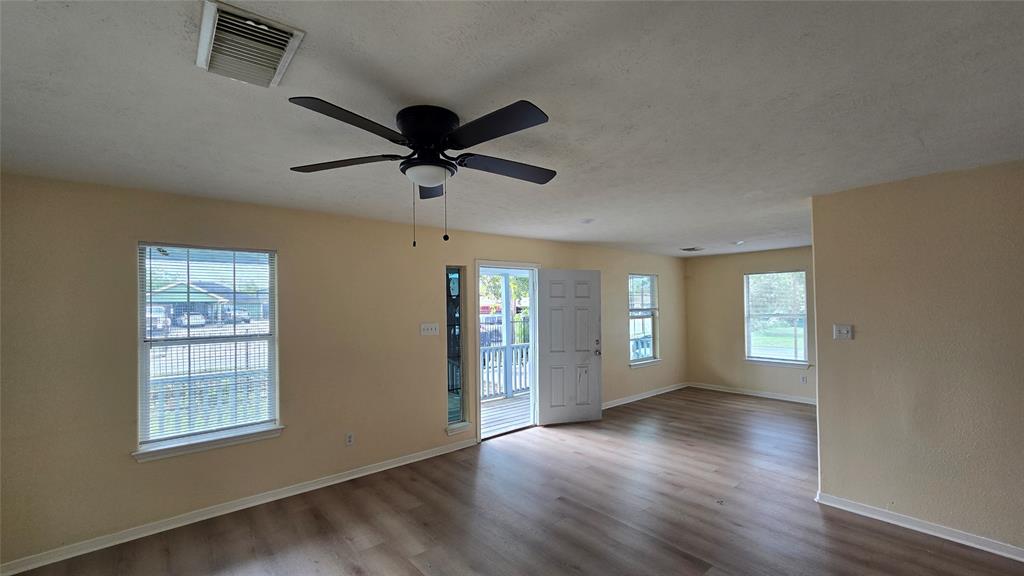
629 358 662 369
446 421 472 436
133 422 284 463
745 358 810 369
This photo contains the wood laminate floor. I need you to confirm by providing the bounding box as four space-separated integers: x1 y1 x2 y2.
25 388 1024 575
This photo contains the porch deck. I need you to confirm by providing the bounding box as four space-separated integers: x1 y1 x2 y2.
481 394 532 439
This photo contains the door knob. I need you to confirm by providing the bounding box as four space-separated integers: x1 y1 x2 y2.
594 349 602 356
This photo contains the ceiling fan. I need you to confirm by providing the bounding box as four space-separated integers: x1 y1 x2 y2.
289 97 556 199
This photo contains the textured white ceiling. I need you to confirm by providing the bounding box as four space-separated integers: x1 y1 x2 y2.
2 2 1022 256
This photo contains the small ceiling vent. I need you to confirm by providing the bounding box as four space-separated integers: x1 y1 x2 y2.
196 1 304 87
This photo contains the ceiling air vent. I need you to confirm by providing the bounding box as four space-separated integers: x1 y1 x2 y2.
196 1 304 87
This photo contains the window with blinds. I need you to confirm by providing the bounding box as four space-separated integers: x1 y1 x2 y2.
628 274 659 363
138 244 277 448
744 271 807 363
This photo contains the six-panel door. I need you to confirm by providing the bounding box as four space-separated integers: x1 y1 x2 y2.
537 268 602 425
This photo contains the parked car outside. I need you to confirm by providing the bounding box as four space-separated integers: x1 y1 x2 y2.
222 305 251 324
480 314 504 347
176 313 207 327
146 305 171 335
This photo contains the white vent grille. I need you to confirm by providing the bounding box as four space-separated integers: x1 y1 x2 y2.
196 1 304 87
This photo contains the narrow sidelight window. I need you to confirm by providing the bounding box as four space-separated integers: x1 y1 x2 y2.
446 266 465 424
744 271 807 363
628 274 659 363
138 244 278 451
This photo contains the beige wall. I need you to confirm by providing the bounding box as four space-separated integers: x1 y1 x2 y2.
685 247 816 401
813 161 1024 548
0 174 686 561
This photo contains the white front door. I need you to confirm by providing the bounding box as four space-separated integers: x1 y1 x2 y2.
537 269 602 425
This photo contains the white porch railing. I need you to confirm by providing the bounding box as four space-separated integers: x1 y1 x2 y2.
481 343 530 401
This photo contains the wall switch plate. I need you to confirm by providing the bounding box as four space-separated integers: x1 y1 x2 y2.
833 324 854 340
420 322 440 336
345 432 354 446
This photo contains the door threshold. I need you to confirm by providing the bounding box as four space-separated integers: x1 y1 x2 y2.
482 424 536 441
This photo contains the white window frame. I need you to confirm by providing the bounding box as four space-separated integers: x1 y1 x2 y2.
628 273 659 366
133 243 281 462
743 270 808 366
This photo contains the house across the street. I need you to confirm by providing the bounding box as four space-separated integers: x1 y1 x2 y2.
150 280 270 323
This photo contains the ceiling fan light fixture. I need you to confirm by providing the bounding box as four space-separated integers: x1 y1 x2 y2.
405 164 449 188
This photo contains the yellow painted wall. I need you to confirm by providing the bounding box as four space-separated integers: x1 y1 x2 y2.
685 247 816 401
813 161 1024 548
0 174 687 561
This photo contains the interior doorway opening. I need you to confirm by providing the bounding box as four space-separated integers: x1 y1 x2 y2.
478 265 536 439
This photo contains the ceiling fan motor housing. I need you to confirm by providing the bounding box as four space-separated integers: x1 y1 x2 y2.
396 105 461 182
396 105 460 150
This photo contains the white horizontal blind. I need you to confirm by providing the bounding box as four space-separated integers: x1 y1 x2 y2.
744 271 807 362
628 274 658 362
138 244 277 445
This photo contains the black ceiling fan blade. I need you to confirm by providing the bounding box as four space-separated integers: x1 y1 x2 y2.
419 185 445 199
291 154 403 173
456 154 556 184
290 97 408 146
445 101 548 151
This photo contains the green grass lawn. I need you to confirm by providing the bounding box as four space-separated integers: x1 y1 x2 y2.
750 326 806 360
752 326 805 346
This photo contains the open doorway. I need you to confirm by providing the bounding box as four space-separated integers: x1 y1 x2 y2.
478 264 536 439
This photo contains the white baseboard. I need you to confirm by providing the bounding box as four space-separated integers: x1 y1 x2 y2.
601 382 816 409
684 381 816 405
0 438 478 576
602 383 687 409
815 492 1024 563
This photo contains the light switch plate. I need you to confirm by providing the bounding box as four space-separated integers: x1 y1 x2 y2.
833 323 854 340
420 322 440 336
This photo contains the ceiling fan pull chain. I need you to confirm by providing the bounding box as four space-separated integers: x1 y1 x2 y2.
412 181 417 248
443 172 450 242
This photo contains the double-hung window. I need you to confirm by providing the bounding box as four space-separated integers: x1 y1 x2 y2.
628 274 659 364
744 271 807 363
136 243 279 460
